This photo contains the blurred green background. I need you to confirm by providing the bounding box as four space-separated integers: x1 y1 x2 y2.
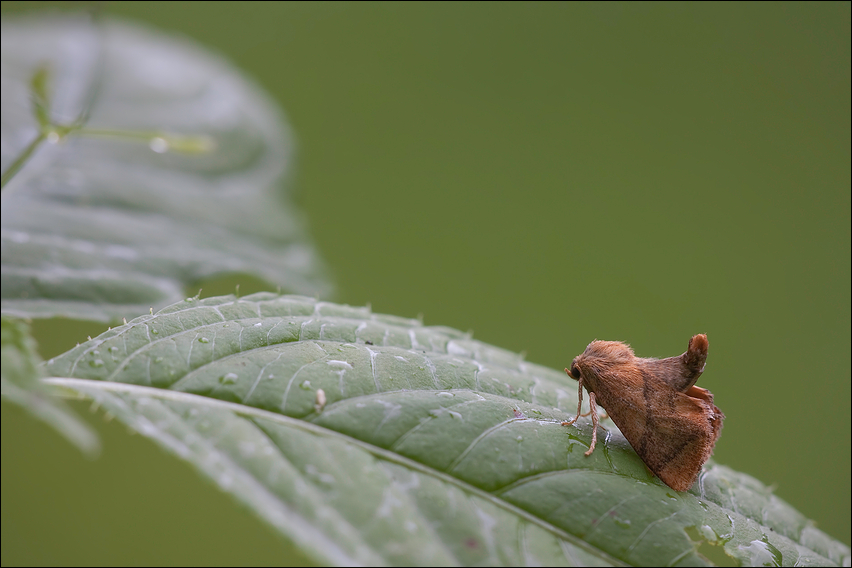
2 1 849 564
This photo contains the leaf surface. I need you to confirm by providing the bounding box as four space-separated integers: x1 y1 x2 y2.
44 293 851 566
1 16 331 323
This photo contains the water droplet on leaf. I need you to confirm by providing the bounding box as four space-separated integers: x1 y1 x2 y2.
219 372 238 385
149 137 169 153
613 517 632 528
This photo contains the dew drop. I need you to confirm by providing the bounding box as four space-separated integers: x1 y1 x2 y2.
219 372 238 385
699 524 717 540
299 380 312 390
152 329 159 335
90 359 104 368
199 337 209 343
154 356 164 363
149 137 169 153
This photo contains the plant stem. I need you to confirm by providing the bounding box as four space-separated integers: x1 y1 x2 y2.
1 132 46 190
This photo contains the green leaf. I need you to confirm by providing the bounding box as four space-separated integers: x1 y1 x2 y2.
1 315 98 455
43 293 850 566
1 15 331 323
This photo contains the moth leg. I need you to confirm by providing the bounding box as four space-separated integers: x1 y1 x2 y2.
582 407 608 419
561 374 583 427
584 391 599 456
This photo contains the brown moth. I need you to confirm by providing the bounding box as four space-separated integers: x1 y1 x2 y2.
562 334 723 491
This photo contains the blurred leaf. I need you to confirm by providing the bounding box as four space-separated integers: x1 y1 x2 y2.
1 14 332 323
1 315 98 455
43 293 850 566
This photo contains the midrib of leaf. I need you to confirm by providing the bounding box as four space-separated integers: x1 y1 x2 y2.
45 377 624 566
48 377 368 566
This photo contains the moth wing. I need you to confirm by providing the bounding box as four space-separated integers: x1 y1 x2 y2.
600 383 722 492
685 385 724 447
643 395 720 491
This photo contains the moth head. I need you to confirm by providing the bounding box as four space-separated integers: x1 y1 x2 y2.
567 358 582 380
571 340 635 383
